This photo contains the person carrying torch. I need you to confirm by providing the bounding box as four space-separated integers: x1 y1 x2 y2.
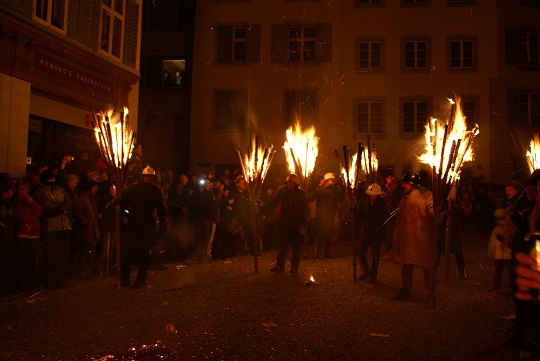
265 174 309 274
392 172 437 308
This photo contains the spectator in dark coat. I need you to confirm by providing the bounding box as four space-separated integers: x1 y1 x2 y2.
120 166 166 288
356 183 388 283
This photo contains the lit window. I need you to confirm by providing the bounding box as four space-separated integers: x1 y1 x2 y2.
162 60 186 88
34 0 67 32
100 0 124 59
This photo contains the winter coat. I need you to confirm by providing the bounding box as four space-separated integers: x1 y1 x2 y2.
121 182 166 248
266 185 309 231
311 185 339 232
356 196 388 243
15 196 44 237
72 193 99 244
394 186 436 270
35 184 72 232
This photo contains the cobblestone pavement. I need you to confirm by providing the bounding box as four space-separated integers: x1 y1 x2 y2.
0 234 534 361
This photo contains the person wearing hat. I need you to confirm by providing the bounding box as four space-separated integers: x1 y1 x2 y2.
120 165 167 288
35 169 73 290
392 172 437 308
310 172 339 259
265 174 309 274
355 183 388 283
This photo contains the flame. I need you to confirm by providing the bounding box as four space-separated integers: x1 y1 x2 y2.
238 135 274 184
418 97 479 184
310 276 315 282
341 153 358 188
527 134 540 174
93 107 134 171
283 122 319 180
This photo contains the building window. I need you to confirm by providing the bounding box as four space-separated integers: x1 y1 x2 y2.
519 31 540 65
164 1 193 30
100 0 124 58
216 25 261 64
355 98 384 135
356 0 384 6
402 99 429 134
448 36 475 70
284 89 318 127
521 0 540 7
401 0 430 6
356 38 384 71
271 23 331 64
214 89 248 130
447 0 477 5
162 59 186 88
519 91 540 126
403 38 430 71
288 26 316 62
33 0 67 32
461 98 478 129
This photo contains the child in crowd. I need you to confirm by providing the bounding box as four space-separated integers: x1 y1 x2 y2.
487 208 515 292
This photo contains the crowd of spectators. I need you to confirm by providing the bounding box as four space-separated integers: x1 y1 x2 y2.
0 146 531 298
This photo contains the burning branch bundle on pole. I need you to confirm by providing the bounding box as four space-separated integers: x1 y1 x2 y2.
336 140 378 283
283 122 319 190
418 97 479 282
526 134 540 175
236 134 275 273
91 107 134 284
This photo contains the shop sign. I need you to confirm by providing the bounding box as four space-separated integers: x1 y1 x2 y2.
35 52 115 96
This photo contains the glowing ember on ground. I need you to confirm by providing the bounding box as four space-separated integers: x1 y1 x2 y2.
527 134 540 174
283 122 319 185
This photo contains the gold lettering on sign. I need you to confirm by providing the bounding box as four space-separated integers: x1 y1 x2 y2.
39 58 73 77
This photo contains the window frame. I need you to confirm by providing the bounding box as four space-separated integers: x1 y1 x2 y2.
447 35 477 72
99 0 125 59
353 97 386 136
519 30 540 66
213 88 249 131
355 0 385 7
355 37 385 73
288 25 317 63
401 36 431 72
400 97 432 137
459 96 480 130
446 0 477 5
518 91 540 126
33 0 68 33
401 0 431 7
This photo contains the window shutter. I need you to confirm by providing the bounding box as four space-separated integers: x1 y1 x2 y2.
271 24 288 63
505 28 520 65
246 24 261 63
124 1 140 69
316 23 332 62
216 25 233 64
6 0 32 17
68 0 100 49
507 88 520 124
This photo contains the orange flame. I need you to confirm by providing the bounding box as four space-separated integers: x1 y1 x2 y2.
283 122 319 180
527 134 540 174
93 107 133 170
238 135 274 184
418 97 479 184
341 153 358 188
